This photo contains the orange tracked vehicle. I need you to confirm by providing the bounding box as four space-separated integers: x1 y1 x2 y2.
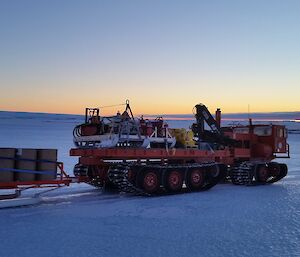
70 102 289 195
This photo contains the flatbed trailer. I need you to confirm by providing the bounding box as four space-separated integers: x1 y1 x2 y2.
0 155 88 204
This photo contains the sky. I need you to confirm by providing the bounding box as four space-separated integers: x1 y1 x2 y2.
0 0 299 115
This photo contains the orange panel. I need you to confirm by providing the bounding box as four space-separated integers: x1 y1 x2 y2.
70 148 231 160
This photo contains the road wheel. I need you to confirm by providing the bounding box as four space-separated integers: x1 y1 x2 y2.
137 170 160 194
279 163 288 177
185 168 205 191
163 170 183 193
267 162 280 177
256 165 269 183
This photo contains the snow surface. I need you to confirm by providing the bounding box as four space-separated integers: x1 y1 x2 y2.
0 112 299 257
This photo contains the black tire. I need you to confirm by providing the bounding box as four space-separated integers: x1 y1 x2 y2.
185 168 205 191
136 169 160 194
279 163 288 177
267 162 281 177
255 164 269 183
163 170 184 193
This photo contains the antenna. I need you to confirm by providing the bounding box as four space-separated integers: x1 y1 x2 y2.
248 104 252 126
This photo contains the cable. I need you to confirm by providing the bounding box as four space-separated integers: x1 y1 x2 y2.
98 103 126 109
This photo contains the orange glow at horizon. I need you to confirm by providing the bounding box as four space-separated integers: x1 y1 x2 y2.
1 1 300 117
1 98 299 116
2 73 299 116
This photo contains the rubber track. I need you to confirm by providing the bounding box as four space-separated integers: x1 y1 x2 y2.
108 164 148 196
230 162 256 185
230 161 287 186
107 162 226 196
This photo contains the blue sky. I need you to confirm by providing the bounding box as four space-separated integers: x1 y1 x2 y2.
0 0 299 115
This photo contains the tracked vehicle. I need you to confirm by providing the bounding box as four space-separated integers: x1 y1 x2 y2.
70 102 289 195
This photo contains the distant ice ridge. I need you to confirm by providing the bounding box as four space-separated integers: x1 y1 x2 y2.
0 111 83 123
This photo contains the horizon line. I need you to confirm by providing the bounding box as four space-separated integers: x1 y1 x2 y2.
1 109 300 117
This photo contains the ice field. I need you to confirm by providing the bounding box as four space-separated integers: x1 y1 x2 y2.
0 111 299 257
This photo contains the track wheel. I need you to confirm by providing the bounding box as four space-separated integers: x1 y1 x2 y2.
208 165 221 178
163 170 184 193
185 168 205 191
279 163 288 177
137 170 160 194
256 164 269 183
268 162 280 177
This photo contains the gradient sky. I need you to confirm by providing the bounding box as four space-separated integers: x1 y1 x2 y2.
0 0 299 115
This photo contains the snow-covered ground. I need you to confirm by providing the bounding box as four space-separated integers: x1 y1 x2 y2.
0 112 299 257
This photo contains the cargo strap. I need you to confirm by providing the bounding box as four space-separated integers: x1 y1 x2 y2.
0 168 56 175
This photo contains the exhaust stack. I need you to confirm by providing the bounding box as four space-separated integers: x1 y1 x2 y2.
215 108 221 127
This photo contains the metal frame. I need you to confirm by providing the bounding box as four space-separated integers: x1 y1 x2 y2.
0 158 86 190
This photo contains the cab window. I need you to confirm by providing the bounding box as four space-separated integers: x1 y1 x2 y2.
233 128 249 134
277 128 284 138
254 126 272 136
